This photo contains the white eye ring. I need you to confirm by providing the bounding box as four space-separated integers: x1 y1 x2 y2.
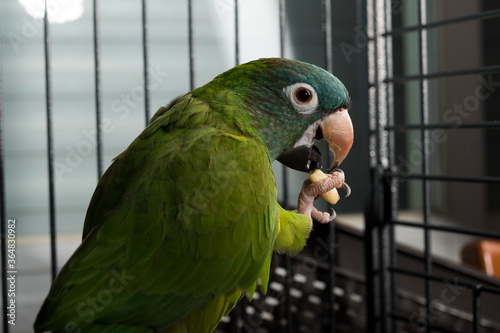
283 82 318 115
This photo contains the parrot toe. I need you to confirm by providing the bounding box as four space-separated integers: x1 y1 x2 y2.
297 170 345 225
311 207 337 224
330 168 351 198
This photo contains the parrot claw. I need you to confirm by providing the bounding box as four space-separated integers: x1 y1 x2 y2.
329 208 337 222
342 182 351 198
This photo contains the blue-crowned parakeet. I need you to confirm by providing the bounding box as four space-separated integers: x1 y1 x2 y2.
34 58 353 333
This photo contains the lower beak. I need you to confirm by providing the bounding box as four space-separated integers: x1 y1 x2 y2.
277 108 353 172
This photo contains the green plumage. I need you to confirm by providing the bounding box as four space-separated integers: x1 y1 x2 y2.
34 58 350 333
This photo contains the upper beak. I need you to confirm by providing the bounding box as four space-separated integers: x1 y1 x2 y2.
277 108 353 172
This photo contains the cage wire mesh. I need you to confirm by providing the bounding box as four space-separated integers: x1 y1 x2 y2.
1 0 500 333
366 1 500 333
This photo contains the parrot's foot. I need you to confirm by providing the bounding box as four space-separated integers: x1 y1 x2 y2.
298 169 346 226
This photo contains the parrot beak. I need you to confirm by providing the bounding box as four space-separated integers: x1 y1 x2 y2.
319 108 354 171
277 108 353 172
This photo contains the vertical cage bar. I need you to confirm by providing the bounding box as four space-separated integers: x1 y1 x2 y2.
365 0 395 330
322 0 333 73
92 0 103 180
279 0 286 56
364 0 382 330
383 1 397 332
187 0 195 90
378 2 395 331
417 1 432 330
360 0 382 331
0 21 9 333
234 0 239 65
142 0 151 124
44 0 58 281
376 0 389 331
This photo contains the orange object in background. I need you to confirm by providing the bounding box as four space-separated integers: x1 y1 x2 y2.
462 240 500 278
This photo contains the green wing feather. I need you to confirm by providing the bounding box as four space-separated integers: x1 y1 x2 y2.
34 93 279 332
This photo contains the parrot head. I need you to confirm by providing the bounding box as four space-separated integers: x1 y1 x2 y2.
204 58 353 172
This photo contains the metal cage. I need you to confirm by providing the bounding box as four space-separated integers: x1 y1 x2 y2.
365 1 500 333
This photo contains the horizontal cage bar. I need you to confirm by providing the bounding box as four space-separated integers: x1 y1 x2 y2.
385 120 500 131
387 64 500 83
386 172 500 184
385 8 500 36
390 267 500 295
393 220 500 240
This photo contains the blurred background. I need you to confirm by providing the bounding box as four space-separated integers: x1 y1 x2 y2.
1 0 500 332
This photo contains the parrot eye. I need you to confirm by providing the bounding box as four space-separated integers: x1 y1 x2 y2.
283 82 318 115
296 88 312 103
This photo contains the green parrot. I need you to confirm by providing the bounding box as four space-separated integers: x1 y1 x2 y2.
34 58 353 333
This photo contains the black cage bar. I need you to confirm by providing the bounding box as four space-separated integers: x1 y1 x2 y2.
1 1 500 332
366 1 500 333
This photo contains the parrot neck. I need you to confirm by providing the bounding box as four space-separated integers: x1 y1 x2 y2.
224 98 294 160
188 88 276 160
238 99 307 162
240 107 301 161
194 83 303 162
